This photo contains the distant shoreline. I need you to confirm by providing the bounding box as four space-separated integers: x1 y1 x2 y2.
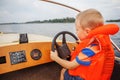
0 17 75 25
106 19 120 22
0 18 120 25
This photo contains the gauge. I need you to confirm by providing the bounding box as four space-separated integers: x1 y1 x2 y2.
30 49 42 60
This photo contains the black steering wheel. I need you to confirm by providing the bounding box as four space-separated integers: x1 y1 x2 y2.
51 31 78 59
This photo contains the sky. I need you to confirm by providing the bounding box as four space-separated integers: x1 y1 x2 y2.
0 0 120 23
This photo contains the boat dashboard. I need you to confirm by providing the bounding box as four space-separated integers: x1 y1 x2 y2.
0 33 76 74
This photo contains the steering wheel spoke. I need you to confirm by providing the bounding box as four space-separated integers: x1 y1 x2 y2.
55 42 61 48
62 33 66 44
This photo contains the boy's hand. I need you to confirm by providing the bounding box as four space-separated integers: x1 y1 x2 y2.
50 50 59 61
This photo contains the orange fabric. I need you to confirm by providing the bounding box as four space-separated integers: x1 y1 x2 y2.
87 24 119 38
68 24 119 80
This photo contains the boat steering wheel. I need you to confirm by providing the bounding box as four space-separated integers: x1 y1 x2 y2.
51 31 78 59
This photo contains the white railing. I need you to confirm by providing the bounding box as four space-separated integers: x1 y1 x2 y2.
111 39 120 53
111 39 120 61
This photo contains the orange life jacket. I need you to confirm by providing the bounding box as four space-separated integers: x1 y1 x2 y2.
68 24 119 80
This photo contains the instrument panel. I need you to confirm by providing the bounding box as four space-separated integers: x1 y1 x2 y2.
0 42 52 74
9 50 27 65
0 41 75 74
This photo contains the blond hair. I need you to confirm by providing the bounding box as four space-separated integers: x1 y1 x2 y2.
75 9 104 29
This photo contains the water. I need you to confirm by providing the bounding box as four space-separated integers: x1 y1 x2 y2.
0 23 76 37
0 22 120 49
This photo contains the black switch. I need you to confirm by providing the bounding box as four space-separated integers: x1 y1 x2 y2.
0 56 6 64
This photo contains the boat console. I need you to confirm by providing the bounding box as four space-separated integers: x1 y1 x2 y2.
0 33 75 74
0 39 52 74
0 33 53 74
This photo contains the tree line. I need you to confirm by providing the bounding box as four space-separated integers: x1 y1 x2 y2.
26 17 75 23
106 19 120 22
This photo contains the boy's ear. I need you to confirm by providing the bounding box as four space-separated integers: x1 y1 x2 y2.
85 28 91 34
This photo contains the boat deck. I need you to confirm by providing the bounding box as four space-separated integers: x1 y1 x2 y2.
0 33 53 47
0 62 62 80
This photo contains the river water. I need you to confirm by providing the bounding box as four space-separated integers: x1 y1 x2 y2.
0 23 75 37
